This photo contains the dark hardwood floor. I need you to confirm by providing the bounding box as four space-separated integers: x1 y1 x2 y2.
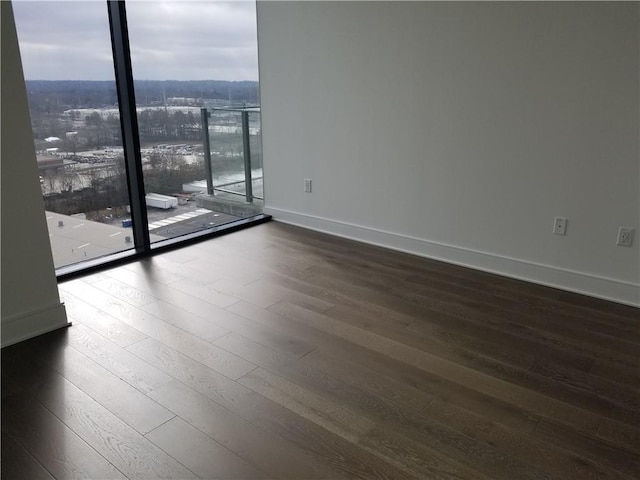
2 221 639 479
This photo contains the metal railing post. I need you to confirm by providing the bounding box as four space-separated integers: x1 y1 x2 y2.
241 110 253 203
201 108 214 195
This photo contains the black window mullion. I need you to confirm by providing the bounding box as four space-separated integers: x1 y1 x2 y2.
107 0 150 252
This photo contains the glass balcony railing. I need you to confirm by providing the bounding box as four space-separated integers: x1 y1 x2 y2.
197 106 263 215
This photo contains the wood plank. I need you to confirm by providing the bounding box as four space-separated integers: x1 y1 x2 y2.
238 367 376 442
405 294 640 371
336 255 640 342
390 276 640 355
530 359 640 414
404 307 595 372
243 267 330 299
321 338 543 433
534 419 640 479
323 302 417 333
128 338 423 480
179 253 265 285
104 265 251 329
228 299 365 351
107 268 231 342
267 224 627 348
1 368 26 401
90 277 159 307
301 262 640 367
212 277 334 312
300 348 433 413
326 302 538 371
589 359 640 390
65 322 172 394
359 427 493 480
105 264 230 311
143 298 315 358
168 277 241 308
228 301 541 433
556 290 640 321
78 271 111 284
193 234 321 274
59 286 148 347
147 380 347 479
25 335 176 435
145 417 270 479
1 332 69 391
214 333 557 480
190 237 318 286
134 253 227 285
83 299 252 381
422 398 632 480
267 226 561 305
213 332 410 424
134 298 231 343
2 328 174 437
121 258 186 285
386 413 559 480
1 431 55 480
597 418 640 455
1 394 126 480
209 276 295 309
127 337 254 409
32 373 198 479
446 352 640 427
64 280 257 380
269 301 607 434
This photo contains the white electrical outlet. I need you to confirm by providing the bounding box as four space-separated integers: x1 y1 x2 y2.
553 217 567 235
304 178 312 193
617 226 635 247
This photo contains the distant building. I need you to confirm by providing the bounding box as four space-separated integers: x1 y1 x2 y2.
62 108 119 122
167 97 199 106
36 155 64 170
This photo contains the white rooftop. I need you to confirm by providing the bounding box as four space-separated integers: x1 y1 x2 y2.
45 211 164 269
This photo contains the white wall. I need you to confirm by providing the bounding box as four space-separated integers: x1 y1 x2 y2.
1 1 69 347
257 1 639 306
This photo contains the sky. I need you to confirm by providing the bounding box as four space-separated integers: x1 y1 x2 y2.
12 0 259 81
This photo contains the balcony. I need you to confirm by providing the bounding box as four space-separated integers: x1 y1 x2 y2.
193 106 264 218
42 106 265 270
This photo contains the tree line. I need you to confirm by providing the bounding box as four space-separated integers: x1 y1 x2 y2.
43 153 206 219
26 80 259 113
33 108 207 152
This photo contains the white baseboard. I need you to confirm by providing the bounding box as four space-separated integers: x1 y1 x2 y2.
1 302 70 348
264 207 640 308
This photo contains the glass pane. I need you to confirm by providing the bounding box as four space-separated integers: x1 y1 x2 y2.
13 1 135 269
126 1 262 243
204 106 263 209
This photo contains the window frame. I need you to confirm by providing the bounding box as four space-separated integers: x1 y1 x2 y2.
54 0 269 281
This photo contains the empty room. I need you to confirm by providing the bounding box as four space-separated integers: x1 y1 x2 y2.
2 1 639 479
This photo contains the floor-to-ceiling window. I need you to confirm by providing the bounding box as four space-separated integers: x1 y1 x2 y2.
13 0 136 269
13 0 264 273
126 1 262 243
